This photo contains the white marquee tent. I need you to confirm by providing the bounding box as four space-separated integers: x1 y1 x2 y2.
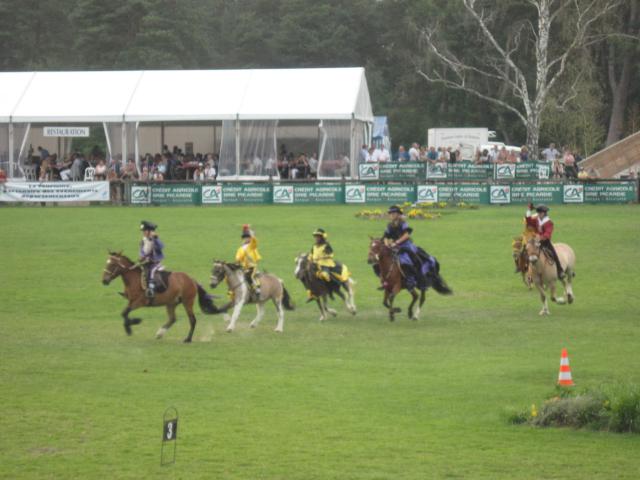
0 68 373 179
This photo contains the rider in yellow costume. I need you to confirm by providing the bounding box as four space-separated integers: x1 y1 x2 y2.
236 224 262 297
310 228 350 284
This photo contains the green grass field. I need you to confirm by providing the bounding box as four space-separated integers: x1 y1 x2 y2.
1 204 639 479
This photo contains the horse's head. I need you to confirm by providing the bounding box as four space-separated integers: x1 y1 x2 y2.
210 260 228 288
102 251 131 285
367 237 385 264
293 253 309 280
526 238 542 265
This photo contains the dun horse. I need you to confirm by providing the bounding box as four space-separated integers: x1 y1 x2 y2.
526 239 576 315
102 252 222 342
368 238 452 322
294 253 356 321
210 261 294 333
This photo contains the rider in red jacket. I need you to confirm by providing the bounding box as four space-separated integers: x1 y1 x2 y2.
525 204 564 278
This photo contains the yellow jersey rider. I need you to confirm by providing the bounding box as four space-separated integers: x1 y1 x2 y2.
311 228 337 283
235 224 262 297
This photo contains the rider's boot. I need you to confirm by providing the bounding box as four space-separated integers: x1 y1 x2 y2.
146 281 155 299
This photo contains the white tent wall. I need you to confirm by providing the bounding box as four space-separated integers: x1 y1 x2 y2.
0 125 8 175
238 120 278 177
318 120 351 178
219 120 238 177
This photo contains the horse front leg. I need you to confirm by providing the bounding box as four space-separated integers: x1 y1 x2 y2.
121 300 144 336
156 303 177 340
226 284 248 333
249 302 265 329
342 281 357 315
535 281 549 316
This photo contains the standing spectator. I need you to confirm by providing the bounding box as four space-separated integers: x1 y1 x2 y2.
519 146 529 162
409 143 420 161
253 155 263 175
476 149 489 164
438 147 450 162
308 153 318 177
192 163 204 182
507 150 518 163
541 143 560 163
426 146 438 162
488 145 500 163
204 161 217 180
371 145 382 162
367 146 377 162
37 146 50 161
359 144 369 164
0 167 7 183
497 146 508 163
94 159 107 180
419 146 428 162
378 145 390 163
71 154 83 181
563 148 577 179
448 147 457 163
397 145 409 161
277 156 289 179
264 156 276 177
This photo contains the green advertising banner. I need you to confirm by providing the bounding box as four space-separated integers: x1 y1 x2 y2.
273 183 344 204
434 184 490 203
583 182 637 203
202 184 272 204
129 180 637 206
358 162 426 180
345 184 416 203
509 184 563 203
130 183 201 205
427 162 492 181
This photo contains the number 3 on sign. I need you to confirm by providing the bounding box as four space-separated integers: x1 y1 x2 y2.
166 422 173 440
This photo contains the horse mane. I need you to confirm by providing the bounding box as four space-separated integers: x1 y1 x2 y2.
110 251 135 266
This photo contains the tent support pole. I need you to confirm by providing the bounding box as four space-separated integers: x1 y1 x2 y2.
8 122 14 178
235 117 240 179
134 122 140 173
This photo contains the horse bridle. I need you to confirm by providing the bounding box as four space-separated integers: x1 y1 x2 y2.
370 241 404 282
103 256 129 281
212 262 245 293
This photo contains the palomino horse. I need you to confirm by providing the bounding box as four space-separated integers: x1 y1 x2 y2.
210 261 294 333
367 238 452 322
102 252 223 342
525 239 576 315
294 253 356 321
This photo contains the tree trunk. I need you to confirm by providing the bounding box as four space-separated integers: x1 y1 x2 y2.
526 113 541 160
605 1 637 146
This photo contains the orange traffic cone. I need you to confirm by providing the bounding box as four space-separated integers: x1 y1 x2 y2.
557 348 575 386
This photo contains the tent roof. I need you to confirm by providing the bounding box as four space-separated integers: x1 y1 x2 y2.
0 72 34 122
3 68 373 123
10 71 143 123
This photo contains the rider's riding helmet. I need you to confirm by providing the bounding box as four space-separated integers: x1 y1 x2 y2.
312 228 327 239
535 205 549 214
387 205 402 214
140 220 157 231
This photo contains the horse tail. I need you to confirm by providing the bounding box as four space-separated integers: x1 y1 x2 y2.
280 284 295 310
196 284 227 314
430 272 453 295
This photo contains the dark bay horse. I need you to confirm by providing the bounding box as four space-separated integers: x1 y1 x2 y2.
102 252 223 342
294 253 356 321
367 238 452 321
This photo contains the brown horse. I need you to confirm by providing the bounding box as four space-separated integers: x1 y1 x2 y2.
102 252 223 342
367 238 452 322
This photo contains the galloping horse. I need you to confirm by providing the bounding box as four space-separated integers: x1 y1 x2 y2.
512 237 533 289
294 253 356 321
368 238 452 321
102 252 223 342
526 239 576 315
210 261 294 333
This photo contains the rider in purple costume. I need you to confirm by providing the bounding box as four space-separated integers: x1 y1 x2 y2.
139 221 165 298
382 205 430 290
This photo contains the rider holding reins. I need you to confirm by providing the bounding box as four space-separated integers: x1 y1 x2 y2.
235 224 262 297
525 203 564 279
139 220 165 298
311 228 336 283
381 205 427 291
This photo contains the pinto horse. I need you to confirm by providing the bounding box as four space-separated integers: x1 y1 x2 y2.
294 253 356 321
102 252 223 342
367 238 452 322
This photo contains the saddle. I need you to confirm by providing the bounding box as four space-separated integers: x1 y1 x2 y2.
141 270 171 294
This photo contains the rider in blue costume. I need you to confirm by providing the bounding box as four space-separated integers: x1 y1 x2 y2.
382 205 433 291
139 220 165 298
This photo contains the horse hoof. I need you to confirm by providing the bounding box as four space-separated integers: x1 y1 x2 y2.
539 310 549 316
183 338 192 343
124 326 132 336
568 295 574 304
274 328 283 333
556 297 566 305
226 327 233 333
129 318 142 325
249 323 257 328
